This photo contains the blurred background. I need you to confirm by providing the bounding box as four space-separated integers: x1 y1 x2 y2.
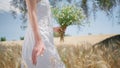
0 0 120 41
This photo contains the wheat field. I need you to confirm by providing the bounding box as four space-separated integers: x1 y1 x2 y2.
0 34 120 68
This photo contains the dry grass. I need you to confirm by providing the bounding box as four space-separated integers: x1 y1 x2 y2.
0 34 120 68
57 43 111 68
57 34 120 68
0 41 22 68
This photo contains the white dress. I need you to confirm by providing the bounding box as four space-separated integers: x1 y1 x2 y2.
21 0 65 68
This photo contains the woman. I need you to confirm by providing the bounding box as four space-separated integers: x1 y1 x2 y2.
21 0 65 68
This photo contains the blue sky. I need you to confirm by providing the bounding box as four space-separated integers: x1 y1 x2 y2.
0 0 120 41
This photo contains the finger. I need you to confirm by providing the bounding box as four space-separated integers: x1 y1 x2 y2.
36 47 42 57
32 50 37 65
34 53 37 65
32 51 36 65
32 52 35 64
44 46 46 50
40 48 44 56
32 50 34 63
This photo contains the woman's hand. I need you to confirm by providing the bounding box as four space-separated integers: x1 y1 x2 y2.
53 27 62 33
32 40 46 65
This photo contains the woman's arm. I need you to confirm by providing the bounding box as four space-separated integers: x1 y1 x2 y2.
25 0 41 42
25 0 45 65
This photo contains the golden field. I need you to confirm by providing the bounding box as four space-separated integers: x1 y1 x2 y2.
0 34 120 68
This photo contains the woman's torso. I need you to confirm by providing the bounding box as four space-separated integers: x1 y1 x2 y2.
36 0 53 42
36 0 51 19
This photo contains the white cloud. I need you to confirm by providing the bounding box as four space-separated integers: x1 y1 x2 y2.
0 0 11 11
0 0 20 13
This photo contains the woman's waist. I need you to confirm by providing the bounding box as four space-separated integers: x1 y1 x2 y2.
37 17 52 26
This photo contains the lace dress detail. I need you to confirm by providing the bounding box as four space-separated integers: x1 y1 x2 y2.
21 0 65 68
